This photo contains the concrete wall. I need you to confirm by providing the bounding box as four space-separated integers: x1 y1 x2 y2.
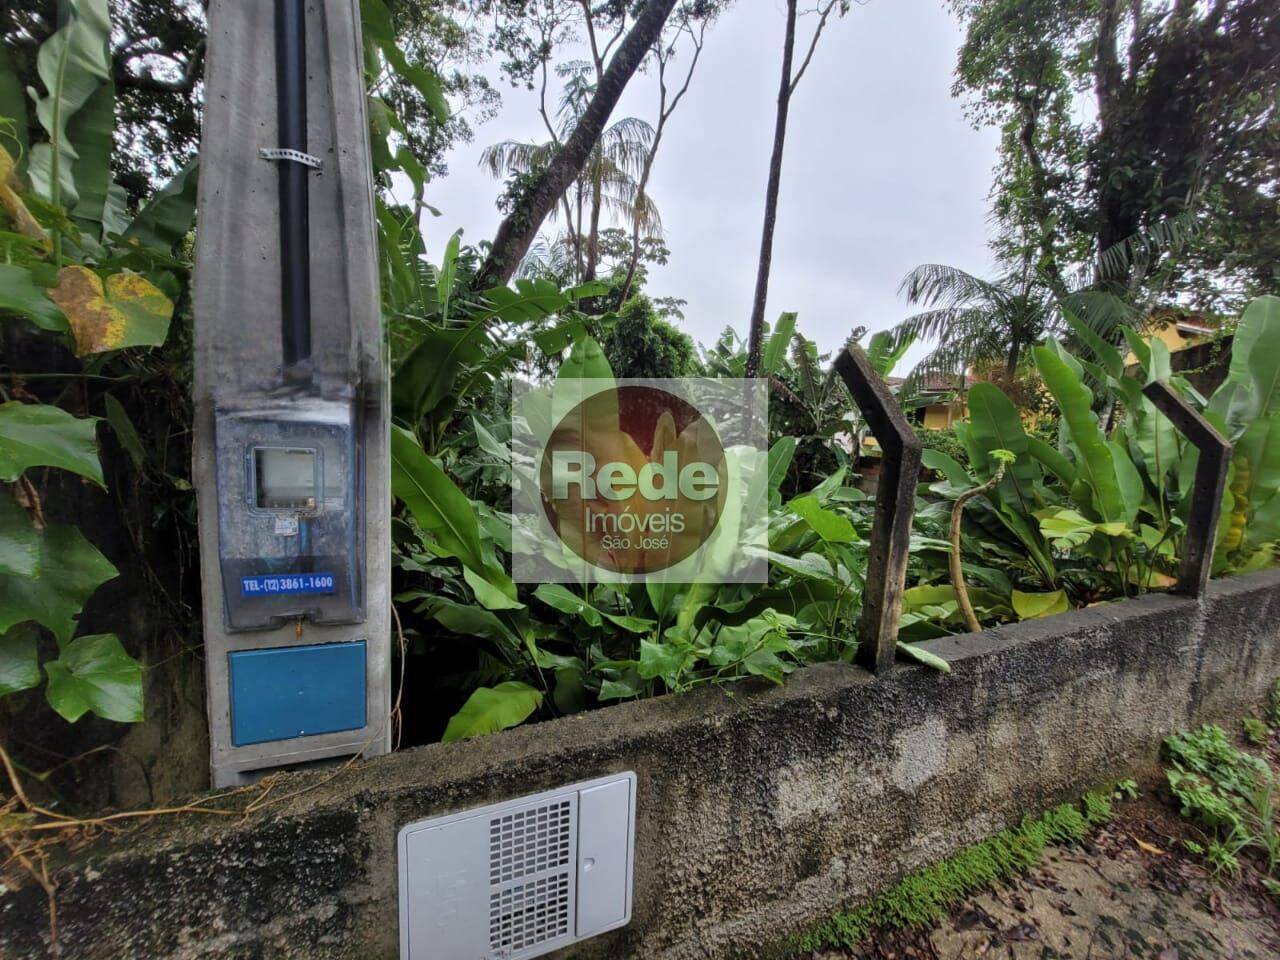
5 570 1280 960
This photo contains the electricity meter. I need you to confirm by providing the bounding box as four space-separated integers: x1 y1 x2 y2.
214 400 364 630
194 0 390 786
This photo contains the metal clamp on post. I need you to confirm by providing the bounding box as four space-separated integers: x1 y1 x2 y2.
259 147 323 171
834 346 922 674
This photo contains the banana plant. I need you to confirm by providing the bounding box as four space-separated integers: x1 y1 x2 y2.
385 223 606 455
1194 296 1280 571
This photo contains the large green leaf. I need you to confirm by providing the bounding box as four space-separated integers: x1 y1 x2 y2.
1226 296 1280 397
0 626 40 697
787 494 857 543
0 400 103 485
436 229 461 322
43 633 142 722
1062 309 1124 379
1035 343 1128 524
103 393 145 470
638 638 694 684
416 595 520 646
1244 297 1280 425
463 564 522 611
964 381 1056 581
26 0 112 206
895 641 951 673
0 44 30 162
1037 508 1114 549
865 330 915 378
533 583 654 633
1011 589 1069 620
390 425 486 572
0 264 66 332
123 160 199 250
920 448 972 488
965 381 1045 538
1026 436 1076 488
0 522 117 643
441 681 542 742
67 80 114 232
392 323 488 424
767 436 796 493
1110 439 1145 522
761 312 796 376
0 494 39 578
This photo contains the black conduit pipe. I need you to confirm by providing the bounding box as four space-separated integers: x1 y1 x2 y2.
275 0 312 378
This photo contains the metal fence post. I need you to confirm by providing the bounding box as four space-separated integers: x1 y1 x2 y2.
1141 380 1233 598
834 347 923 673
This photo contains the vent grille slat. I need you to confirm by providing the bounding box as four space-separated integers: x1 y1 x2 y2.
488 874 571 952
488 800 572 884
487 799 574 955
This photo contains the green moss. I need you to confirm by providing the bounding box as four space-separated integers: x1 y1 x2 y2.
1243 716 1268 746
792 789 1114 953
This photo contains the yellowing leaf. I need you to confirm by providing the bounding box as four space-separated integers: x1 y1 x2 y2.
0 144 51 251
1011 588 1070 620
47 266 173 355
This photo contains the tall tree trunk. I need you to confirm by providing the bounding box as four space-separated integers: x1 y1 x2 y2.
1092 0 1130 257
744 0 798 379
1005 338 1021 379
474 0 678 290
585 169 602 281
1015 94 1068 299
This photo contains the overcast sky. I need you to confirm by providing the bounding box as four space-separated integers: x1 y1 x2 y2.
419 0 1002 373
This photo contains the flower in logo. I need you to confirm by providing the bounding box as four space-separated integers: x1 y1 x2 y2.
539 384 726 574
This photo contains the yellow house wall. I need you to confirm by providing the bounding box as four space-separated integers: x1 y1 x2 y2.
1122 320 1208 366
921 402 965 430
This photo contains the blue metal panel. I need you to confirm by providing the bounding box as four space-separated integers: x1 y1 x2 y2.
229 640 366 746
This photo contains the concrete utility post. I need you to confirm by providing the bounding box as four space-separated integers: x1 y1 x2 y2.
193 0 391 787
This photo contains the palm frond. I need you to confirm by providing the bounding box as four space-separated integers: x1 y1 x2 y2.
1090 211 1200 286
898 263 1011 310
1057 289 1137 340
479 140 556 179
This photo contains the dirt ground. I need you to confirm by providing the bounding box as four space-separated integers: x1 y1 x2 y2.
811 790 1280 960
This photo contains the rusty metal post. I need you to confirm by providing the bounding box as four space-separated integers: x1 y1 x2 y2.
1141 380 1232 598
835 347 923 673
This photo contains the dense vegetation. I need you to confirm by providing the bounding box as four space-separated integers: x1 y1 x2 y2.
0 0 1277 795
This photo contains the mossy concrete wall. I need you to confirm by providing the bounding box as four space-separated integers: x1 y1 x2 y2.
5 570 1280 960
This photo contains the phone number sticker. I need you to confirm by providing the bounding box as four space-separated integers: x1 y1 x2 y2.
241 572 336 596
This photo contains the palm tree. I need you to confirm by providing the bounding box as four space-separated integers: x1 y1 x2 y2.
889 262 1134 390
481 61 662 284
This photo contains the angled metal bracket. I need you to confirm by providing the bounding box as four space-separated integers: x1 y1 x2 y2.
835 346 923 673
1142 380 1233 598
259 147 323 170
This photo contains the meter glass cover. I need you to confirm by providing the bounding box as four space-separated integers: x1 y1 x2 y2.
254 447 317 509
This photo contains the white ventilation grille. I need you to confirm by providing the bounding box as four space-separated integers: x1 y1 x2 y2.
487 799 575 954
490 799 573 884
398 772 635 960
489 874 572 952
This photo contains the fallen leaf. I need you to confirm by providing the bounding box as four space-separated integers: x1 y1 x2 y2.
1002 922 1039 942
